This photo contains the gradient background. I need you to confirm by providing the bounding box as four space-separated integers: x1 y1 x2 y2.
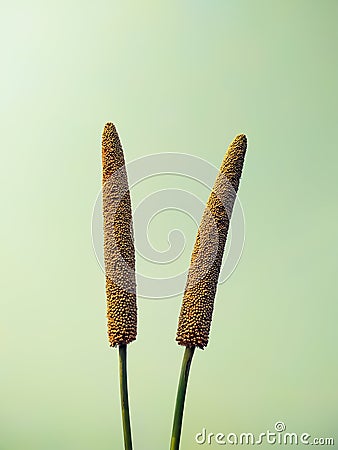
1 1 338 449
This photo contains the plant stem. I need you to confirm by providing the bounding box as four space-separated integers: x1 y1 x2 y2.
118 344 133 450
170 346 195 450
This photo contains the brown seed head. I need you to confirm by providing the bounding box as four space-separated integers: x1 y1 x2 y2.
102 122 137 347
176 134 247 349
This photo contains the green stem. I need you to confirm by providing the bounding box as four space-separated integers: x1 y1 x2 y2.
170 346 196 450
118 344 133 450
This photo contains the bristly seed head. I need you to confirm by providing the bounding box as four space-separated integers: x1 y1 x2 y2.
176 134 248 349
102 122 137 347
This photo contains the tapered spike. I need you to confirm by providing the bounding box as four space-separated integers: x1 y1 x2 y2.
102 122 137 347
176 134 247 349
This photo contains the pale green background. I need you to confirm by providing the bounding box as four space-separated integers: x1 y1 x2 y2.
1 1 338 449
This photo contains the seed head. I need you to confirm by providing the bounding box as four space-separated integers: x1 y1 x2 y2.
102 122 137 347
176 134 247 349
